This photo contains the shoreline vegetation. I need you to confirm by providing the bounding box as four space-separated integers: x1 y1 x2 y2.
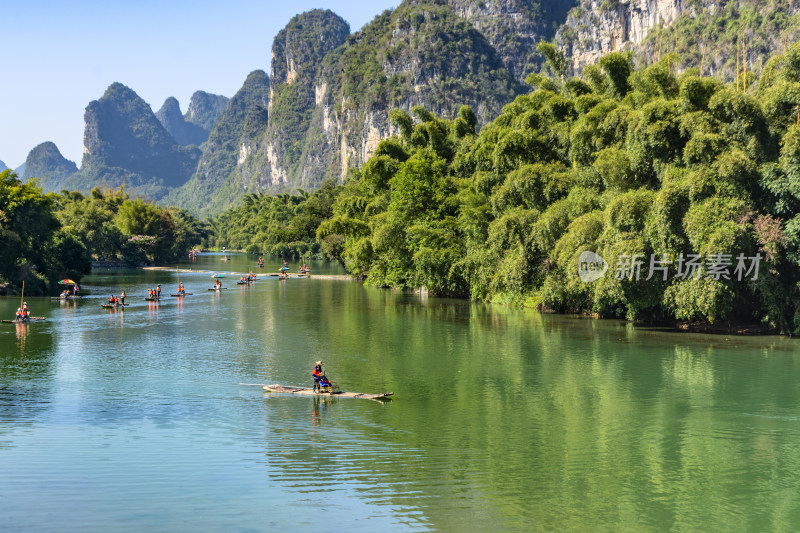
209 44 800 336
0 175 207 295
9 44 800 335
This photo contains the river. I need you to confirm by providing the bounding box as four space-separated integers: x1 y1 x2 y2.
2 253 800 532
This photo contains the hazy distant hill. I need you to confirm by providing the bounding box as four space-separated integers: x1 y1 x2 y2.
63 82 201 200
21 141 78 192
156 97 209 146
0 160 7 171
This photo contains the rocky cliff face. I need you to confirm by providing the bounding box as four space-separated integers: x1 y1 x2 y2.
185 91 229 131
294 2 521 188
227 3 521 196
63 82 201 200
553 0 800 77
168 70 270 215
246 9 350 190
445 0 577 82
21 142 78 192
155 97 209 146
556 0 686 73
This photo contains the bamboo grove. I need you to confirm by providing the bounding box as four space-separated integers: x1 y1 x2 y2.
214 43 800 333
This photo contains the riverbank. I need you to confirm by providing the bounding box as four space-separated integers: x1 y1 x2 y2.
141 266 351 280
141 264 786 336
91 260 139 268
675 320 777 336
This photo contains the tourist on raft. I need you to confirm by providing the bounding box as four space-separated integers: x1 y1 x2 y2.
312 361 323 392
312 361 332 392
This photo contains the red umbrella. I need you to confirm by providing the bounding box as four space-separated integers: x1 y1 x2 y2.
58 279 76 285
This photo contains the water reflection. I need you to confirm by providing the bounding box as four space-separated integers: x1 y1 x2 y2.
15 321 28 348
147 300 160 322
105 306 124 327
261 394 434 529
2 269 800 531
310 396 335 431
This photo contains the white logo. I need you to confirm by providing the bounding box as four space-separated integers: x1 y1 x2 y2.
579 251 607 282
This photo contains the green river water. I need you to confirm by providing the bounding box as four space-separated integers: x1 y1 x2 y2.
2 253 800 532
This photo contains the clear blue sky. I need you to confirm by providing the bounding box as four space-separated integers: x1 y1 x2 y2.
0 0 397 169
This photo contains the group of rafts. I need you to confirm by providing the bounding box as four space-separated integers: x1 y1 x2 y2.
6 264 310 317
5 265 390 399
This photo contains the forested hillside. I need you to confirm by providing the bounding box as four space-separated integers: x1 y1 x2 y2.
21 0 800 217
63 83 201 201
213 44 800 333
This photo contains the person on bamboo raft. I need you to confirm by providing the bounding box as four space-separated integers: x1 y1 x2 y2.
312 361 323 392
312 361 333 392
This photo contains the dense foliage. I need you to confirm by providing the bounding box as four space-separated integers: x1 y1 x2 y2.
0 170 207 295
208 182 341 259
305 45 800 333
0 170 89 294
56 187 208 267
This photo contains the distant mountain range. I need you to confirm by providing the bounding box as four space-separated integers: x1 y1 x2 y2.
12 0 800 216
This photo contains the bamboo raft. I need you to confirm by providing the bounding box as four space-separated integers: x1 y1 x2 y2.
101 304 128 308
2 317 47 324
263 384 393 400
207 287 228 291
170 293 193 297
